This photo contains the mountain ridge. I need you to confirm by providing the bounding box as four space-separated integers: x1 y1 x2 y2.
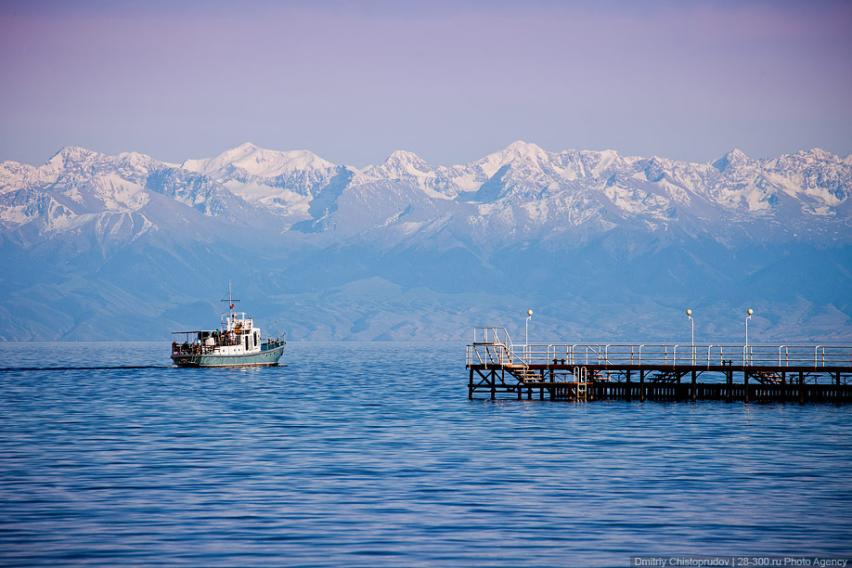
2 141 849 243
0 140 849 341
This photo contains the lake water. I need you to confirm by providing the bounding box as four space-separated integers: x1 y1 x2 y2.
0 342 850 566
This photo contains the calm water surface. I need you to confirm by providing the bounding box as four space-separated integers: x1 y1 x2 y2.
0 342 850 566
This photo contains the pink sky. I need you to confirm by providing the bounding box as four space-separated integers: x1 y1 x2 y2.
1 0 851 166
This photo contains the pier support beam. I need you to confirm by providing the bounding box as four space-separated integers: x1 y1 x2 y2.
726 368 733 402
468 369 474 400
640 370 646 402
549 368 554 402
691 370 697 402
799 371 805 404
744 371 750 403
626 370 632 402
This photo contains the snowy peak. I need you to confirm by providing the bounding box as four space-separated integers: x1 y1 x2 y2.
1 141 848 242
502 140 549 164
43 147 161 177
355 149 455 201
575 149 625 178
386 149 428 167
51 145 100 161
477 140 550 176
504 139 546 155
183 143 336 178
798 147 840 163
712 147 751 172
728 147 749 160
45 146 103 171
369 150 432 178
641 156 670 182
234 141 259 153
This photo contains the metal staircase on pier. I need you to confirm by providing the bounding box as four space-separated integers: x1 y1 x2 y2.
508 364 540 385
750 370 786 385
479 330 542 386
467 327 607 401
651 370 688 383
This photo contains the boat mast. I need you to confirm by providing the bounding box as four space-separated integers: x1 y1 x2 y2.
221 281 240 326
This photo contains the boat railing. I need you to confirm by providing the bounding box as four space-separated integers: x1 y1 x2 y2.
262 337 286 351
171 342 219 356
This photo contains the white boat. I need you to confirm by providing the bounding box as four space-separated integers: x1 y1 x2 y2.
171 285 286 367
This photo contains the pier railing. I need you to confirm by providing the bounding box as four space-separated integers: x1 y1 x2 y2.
466 334 852 370
468 327 517 367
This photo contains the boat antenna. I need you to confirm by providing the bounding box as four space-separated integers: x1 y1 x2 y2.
221 281 239 315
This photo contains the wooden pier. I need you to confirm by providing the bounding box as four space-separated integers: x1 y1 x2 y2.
466 327 852 403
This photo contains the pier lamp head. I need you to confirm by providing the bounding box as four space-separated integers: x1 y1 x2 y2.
527 309 533 317
747 308 754 317
685 308 693 318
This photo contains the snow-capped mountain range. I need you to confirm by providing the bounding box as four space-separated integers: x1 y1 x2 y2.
0 141 850 341
2 141 849 246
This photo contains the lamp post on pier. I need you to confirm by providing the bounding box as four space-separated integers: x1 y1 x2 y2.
745 307 754 365
685 308 695 365
525 309 533 361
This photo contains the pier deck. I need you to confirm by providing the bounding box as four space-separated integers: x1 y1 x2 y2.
466 327 852 403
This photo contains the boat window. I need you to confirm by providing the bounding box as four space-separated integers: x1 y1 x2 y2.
244 335 249 350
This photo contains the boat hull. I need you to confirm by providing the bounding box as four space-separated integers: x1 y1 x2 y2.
171 345 285 368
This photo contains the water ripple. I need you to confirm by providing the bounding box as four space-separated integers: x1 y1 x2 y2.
0 342 850 566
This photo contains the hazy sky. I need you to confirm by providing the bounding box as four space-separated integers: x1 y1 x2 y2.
2 0 851 167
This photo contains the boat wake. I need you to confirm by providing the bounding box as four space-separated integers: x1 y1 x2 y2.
0 365 172 372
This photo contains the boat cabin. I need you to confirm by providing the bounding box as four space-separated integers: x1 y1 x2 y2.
172 311 278 357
